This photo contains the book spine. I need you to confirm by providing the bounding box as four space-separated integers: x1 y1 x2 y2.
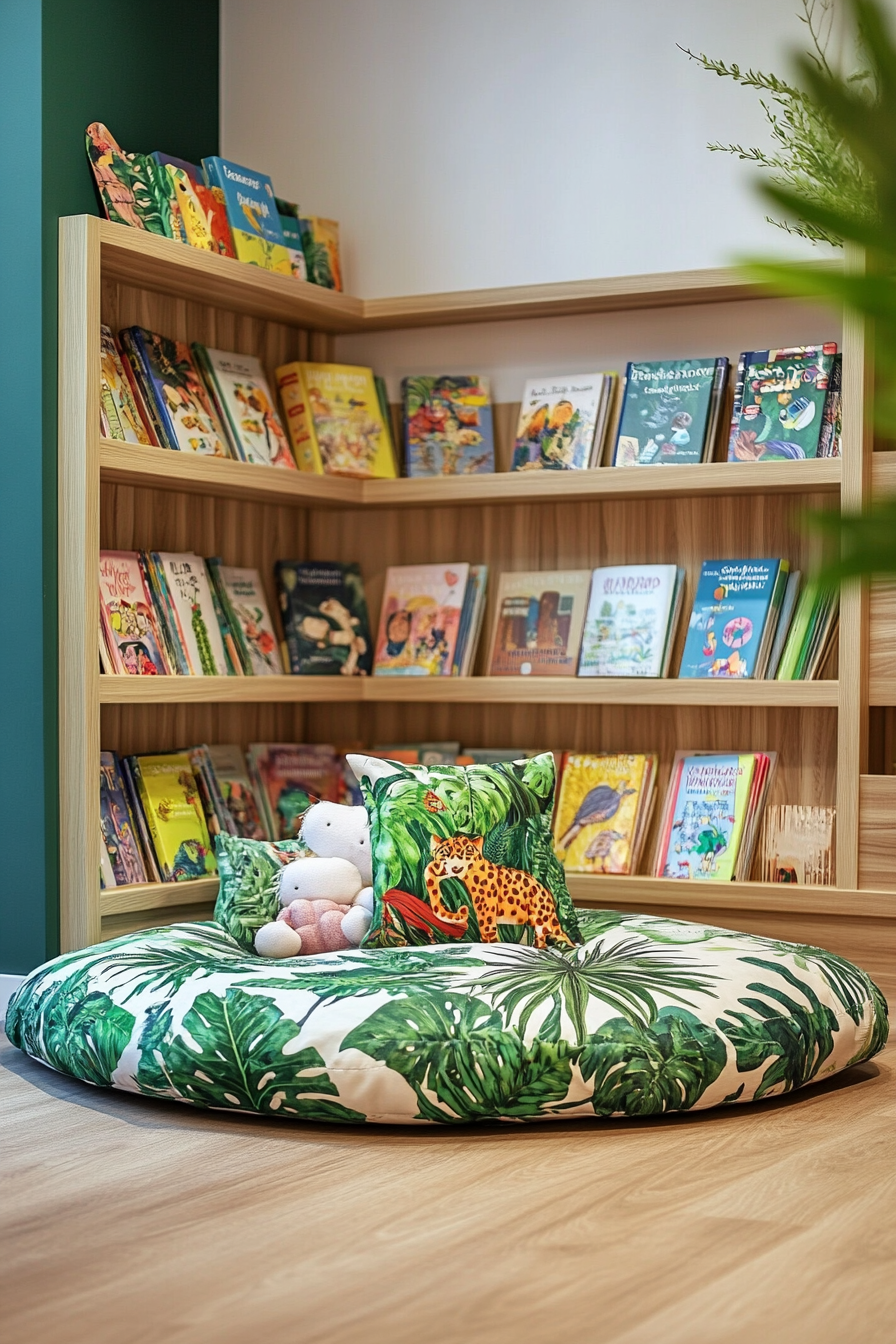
610 367 632 466
817 354 843 459
131 759 172 880
726 351 752 460
702 358 730 463
275 364 324 473
204 559 247 676
136 552 176 675
121 756 162 882
191 344 244 462
149 553 193 674
119 329 175 450
117 345 161 447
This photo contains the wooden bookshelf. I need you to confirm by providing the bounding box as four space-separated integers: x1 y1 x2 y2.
61 215 894 980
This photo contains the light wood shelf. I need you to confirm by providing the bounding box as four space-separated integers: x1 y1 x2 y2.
98 674 840 708
60 213 892 975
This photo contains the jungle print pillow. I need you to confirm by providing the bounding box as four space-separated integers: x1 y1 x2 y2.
214 833 308 951
347 752 580 950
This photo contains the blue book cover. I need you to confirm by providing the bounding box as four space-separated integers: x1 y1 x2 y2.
201 157 292 274
679 559 785 678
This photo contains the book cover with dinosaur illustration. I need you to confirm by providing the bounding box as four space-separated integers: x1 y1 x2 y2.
151 552 230 676
193 345 296 468
613 358 728 466
578 564 684 677
374 564 469 677
488 570 591 676
511 374 605 471
727 344 837 461
554 753 657 875
119 327 229 457
98 551 170 675
202 157 292 275
276 561 372 676
402 375 495 476
129 753 217 882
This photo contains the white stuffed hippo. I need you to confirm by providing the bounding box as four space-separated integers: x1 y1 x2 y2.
254 801 374 959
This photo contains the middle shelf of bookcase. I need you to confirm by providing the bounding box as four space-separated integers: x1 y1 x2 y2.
97 675 841 707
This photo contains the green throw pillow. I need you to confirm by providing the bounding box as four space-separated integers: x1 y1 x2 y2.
347 752 580 949
214 833 308 950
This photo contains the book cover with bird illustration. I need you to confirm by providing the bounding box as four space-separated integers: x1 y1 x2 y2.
151 154 236 258
654 752 758 882
613 358 728 466
488 570 591 676
247 744 345 839
119 328 229 457
98 551 170 675
85 123 171 236
298 216 342 290
129 753 217 882
554 753 657 875
727 345 837 461
206 744 268 840
99 750 147 885
374 564 469 676
207 563 282 676
511 374 605 471
276 561 373 676
402 376 495 476
100 327 153 445
201 157 292 275
275 362 396 478
679 559 788 679
192 345 296 469
151 552 230 676
578 564 684 677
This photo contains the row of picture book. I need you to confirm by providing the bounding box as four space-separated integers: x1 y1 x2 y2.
86 123 341 288
100 325 842 481
100 743 835 891
99 553 837 684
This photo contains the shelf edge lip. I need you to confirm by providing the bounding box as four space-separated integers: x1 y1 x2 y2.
100 877 219 915
565 875 896 920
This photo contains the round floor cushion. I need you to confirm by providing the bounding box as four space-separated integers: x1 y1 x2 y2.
6 909 888 1125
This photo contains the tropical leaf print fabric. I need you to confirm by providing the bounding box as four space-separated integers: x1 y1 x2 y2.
348 752 581 949
6 909 887 1125
214 833 308 950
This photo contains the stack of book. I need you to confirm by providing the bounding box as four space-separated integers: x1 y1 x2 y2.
373 564 488 677
86 124 342 288
653 750 777 881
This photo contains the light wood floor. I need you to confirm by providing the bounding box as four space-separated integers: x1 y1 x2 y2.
2 1013 893 1344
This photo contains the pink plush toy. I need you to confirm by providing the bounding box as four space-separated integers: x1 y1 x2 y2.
254 801 374 958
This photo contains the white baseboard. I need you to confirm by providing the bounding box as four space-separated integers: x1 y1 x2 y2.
0 974 25 1023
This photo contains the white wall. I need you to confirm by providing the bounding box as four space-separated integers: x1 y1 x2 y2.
221 0 835 298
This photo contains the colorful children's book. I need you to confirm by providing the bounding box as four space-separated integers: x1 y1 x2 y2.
152 552 230 676
247 743 344 839
679 559 789 679
85 123 171 236
275 362 396 478
511 374 606 471
373 564 469 676
298 216 342 290
119 327 229 457
276 561 373 676
186 744 233 838
817 354 842 458
613 358 729 466
150 153 236 257
554 753 658 875
578 564 685 678
192 345 296 469
100 327 153 445
98 551 170 675
207 744 268 840
129 753 217 881
207 562 282 676
201 157 292 275
727 345 837 461
402 376 495 476
99 751 147 884
275 198 308 280
654 751 771 881
488 570 591 676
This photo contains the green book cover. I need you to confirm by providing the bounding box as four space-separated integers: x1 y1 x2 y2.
728 345 837 461
613 358 726 466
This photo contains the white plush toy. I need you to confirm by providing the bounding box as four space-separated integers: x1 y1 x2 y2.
254 801 374 959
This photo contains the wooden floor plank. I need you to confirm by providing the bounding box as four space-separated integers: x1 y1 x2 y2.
0 1030 892 1344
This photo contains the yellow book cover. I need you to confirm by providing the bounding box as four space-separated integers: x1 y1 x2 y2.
290 363 396 479
554 753 654 874
133 753 217 882
276 362 324 473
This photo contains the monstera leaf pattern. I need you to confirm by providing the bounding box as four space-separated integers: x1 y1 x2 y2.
6 911 888 1125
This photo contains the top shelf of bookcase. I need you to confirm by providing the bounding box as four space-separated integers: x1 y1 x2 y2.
91 217 838 333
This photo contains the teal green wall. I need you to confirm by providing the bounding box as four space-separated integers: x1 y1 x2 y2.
0 1 219 974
